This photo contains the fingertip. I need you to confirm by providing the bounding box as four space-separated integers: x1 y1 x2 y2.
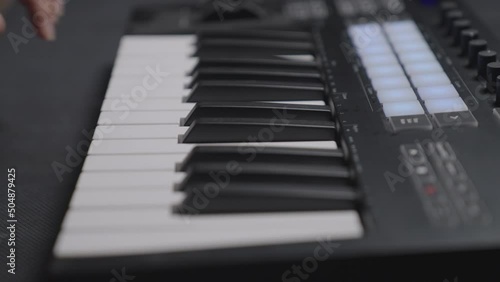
0 14 6 34
40 24 56 41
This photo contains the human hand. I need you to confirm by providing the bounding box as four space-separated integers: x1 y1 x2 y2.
0 0 64 40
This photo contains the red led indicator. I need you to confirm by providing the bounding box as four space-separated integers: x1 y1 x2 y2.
424 185 437 196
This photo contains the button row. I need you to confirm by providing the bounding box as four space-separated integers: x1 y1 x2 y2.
348 20 475 129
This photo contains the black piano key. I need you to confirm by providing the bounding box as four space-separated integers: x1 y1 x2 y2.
196 29 313 42
185 80 325 102
174 195 356 215
196 38 315 51
181 102 332 126
177 146 345 172
189 57 319 76
196 47 314 57
188 66 322 88
179 118 336 143
176 163 353 193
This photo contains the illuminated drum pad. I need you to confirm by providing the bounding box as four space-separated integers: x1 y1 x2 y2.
347 20 478 130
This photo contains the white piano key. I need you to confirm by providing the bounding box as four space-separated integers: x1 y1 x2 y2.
117 40 196 54
399 51 437 65
383 101 425 117
410 72 451 88
120 35 196 44
55 211 362 258
76 171 185 189
101 98 194 111
417 84 459 100
424 97 468 114
88 140 338 155
371 76 411 91
70 189 185 208
112 65 193 76
105 87 190 99
262 100 326 106
404 61 443 76
98 111 189 125
108 74 190 88
61 209 358 230
376 88 418 103
93 125 187 139
365 64 405 79
114 57 197 67
82 154 186 171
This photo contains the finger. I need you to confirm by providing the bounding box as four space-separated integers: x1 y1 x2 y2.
27 0 57 40
0 13 5 34
53 0 64 18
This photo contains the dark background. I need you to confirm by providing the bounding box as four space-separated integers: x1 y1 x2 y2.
0 1 499 282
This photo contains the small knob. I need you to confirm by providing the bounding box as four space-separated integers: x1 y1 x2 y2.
460 29 479 55
496 76 500 106
468 39 488 67
477 50 497 79
445 10 464 35
451 19 471 46
487 62 500 91
440 2 459 26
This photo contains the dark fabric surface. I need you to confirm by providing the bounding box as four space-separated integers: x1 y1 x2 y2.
0 1 132 281
0 0 499 282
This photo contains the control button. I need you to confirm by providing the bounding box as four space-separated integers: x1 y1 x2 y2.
383 101 425 117
377 88 417 103
460 29 479 56
477 50 497 79
404 62 443 76
411 72 451 88
444 10 464 35
365 64 405 79
357 44 393 56
372 76 411 91
497 76 500 107
487 62 500 91
418 84 459 100
451 19 471 46
433 111 478 128
493 108 500 122
393 42 431 54
383 20 418 33
399 51 437 65
468 39 488 67
361 54 399 67
387 33 425 44
435 142 457 160
389 114 433 132
440 2 459 26
401 144 427 165
425 97 468 114
416 166 430 176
